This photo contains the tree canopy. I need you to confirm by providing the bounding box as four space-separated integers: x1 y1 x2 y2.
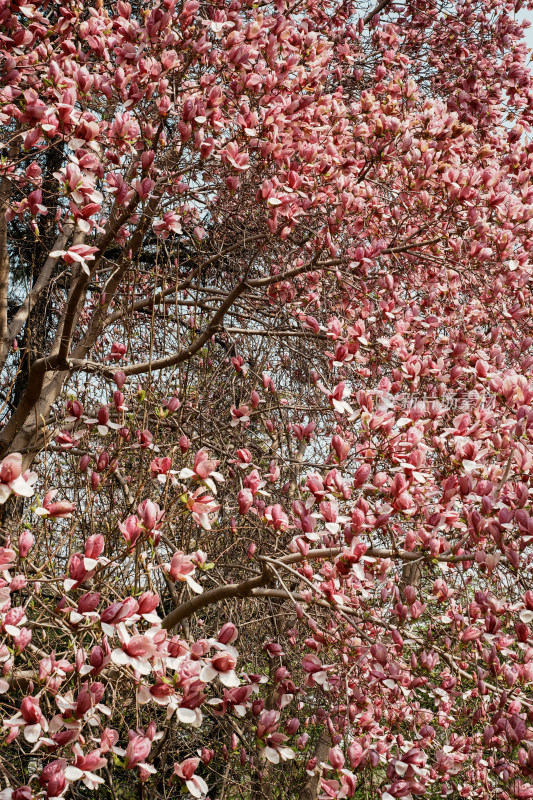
2 0 533 798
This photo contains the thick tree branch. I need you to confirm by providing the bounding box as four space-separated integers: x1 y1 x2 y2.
159 544 476 633
6 224 74 350
363 0 391 24
102 234 266 327
0 176 12 345
160 563 274 630
121 278 251 376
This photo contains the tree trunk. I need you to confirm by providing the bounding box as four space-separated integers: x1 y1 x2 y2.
301 729 330 800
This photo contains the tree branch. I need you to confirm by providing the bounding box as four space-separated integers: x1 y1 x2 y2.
121 278 251 376
363 0 391 24
160 563 274 630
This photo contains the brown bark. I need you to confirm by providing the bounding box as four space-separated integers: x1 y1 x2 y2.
161 563 274 631
301 729 330 800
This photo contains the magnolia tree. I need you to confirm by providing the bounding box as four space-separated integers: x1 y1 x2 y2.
3 0 533 798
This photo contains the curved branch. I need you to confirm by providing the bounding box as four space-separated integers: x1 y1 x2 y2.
363 0 391 24
121 278 250 376
159 545 480 630
160 563 274 630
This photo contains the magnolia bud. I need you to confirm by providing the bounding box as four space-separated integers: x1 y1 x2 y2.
329 746 344 770
348 741 363 769
13 626 32 652
218 622 238 644
77 592 100 614
10 574 26 592
18 530 34 558
286 718 300 736
85 534 104 559
96 452 109 472
238 488 254 515
114 370 126 390
165 396 181 413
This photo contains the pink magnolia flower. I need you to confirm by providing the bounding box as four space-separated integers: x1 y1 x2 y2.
231 355 248 375
74 682 106 719
4 695 48 743
293 499 318 540
267 461 280 482
88 645 111 676
265 504 289 532
318 500 349 535
111 628 158 675
223 142 250 171
180 449 224 494
317 381 353 415
99 597 140 635
136 428 156 450
0 546 16 570
217 623 238 644
84 404 122 436
66 746 107 790
244 469 266 496
154 211 183 238
0 453 36 503
168 551 203 594
186 489 221 531
137 680 175 707
17 531 34 559
292 422 316 442
36 652 74 687
113 727 159 775
328 746 345 770
69 591 100 626
49 244 99 275
13 626 32 653
230 405 251 427
54 682 110 727
137 499 164 532
63 536 107 592
0 786 32 800
173 758 209 798
151 457 178 485
137 592 160 624
84 534 105 563
118 515 143 550
353 462 371 488
229 448 253 468
301 654 331 688
331 434 350 463
35 490 75 518
262 732 295 764
256 709 280 740
306 473 328 500
38 759 67 798
208 684 253 717
460 625 482 643
238 488 254 515
200 650 240 687
55 429 80 448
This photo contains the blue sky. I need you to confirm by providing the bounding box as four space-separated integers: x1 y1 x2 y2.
519 10 533 52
